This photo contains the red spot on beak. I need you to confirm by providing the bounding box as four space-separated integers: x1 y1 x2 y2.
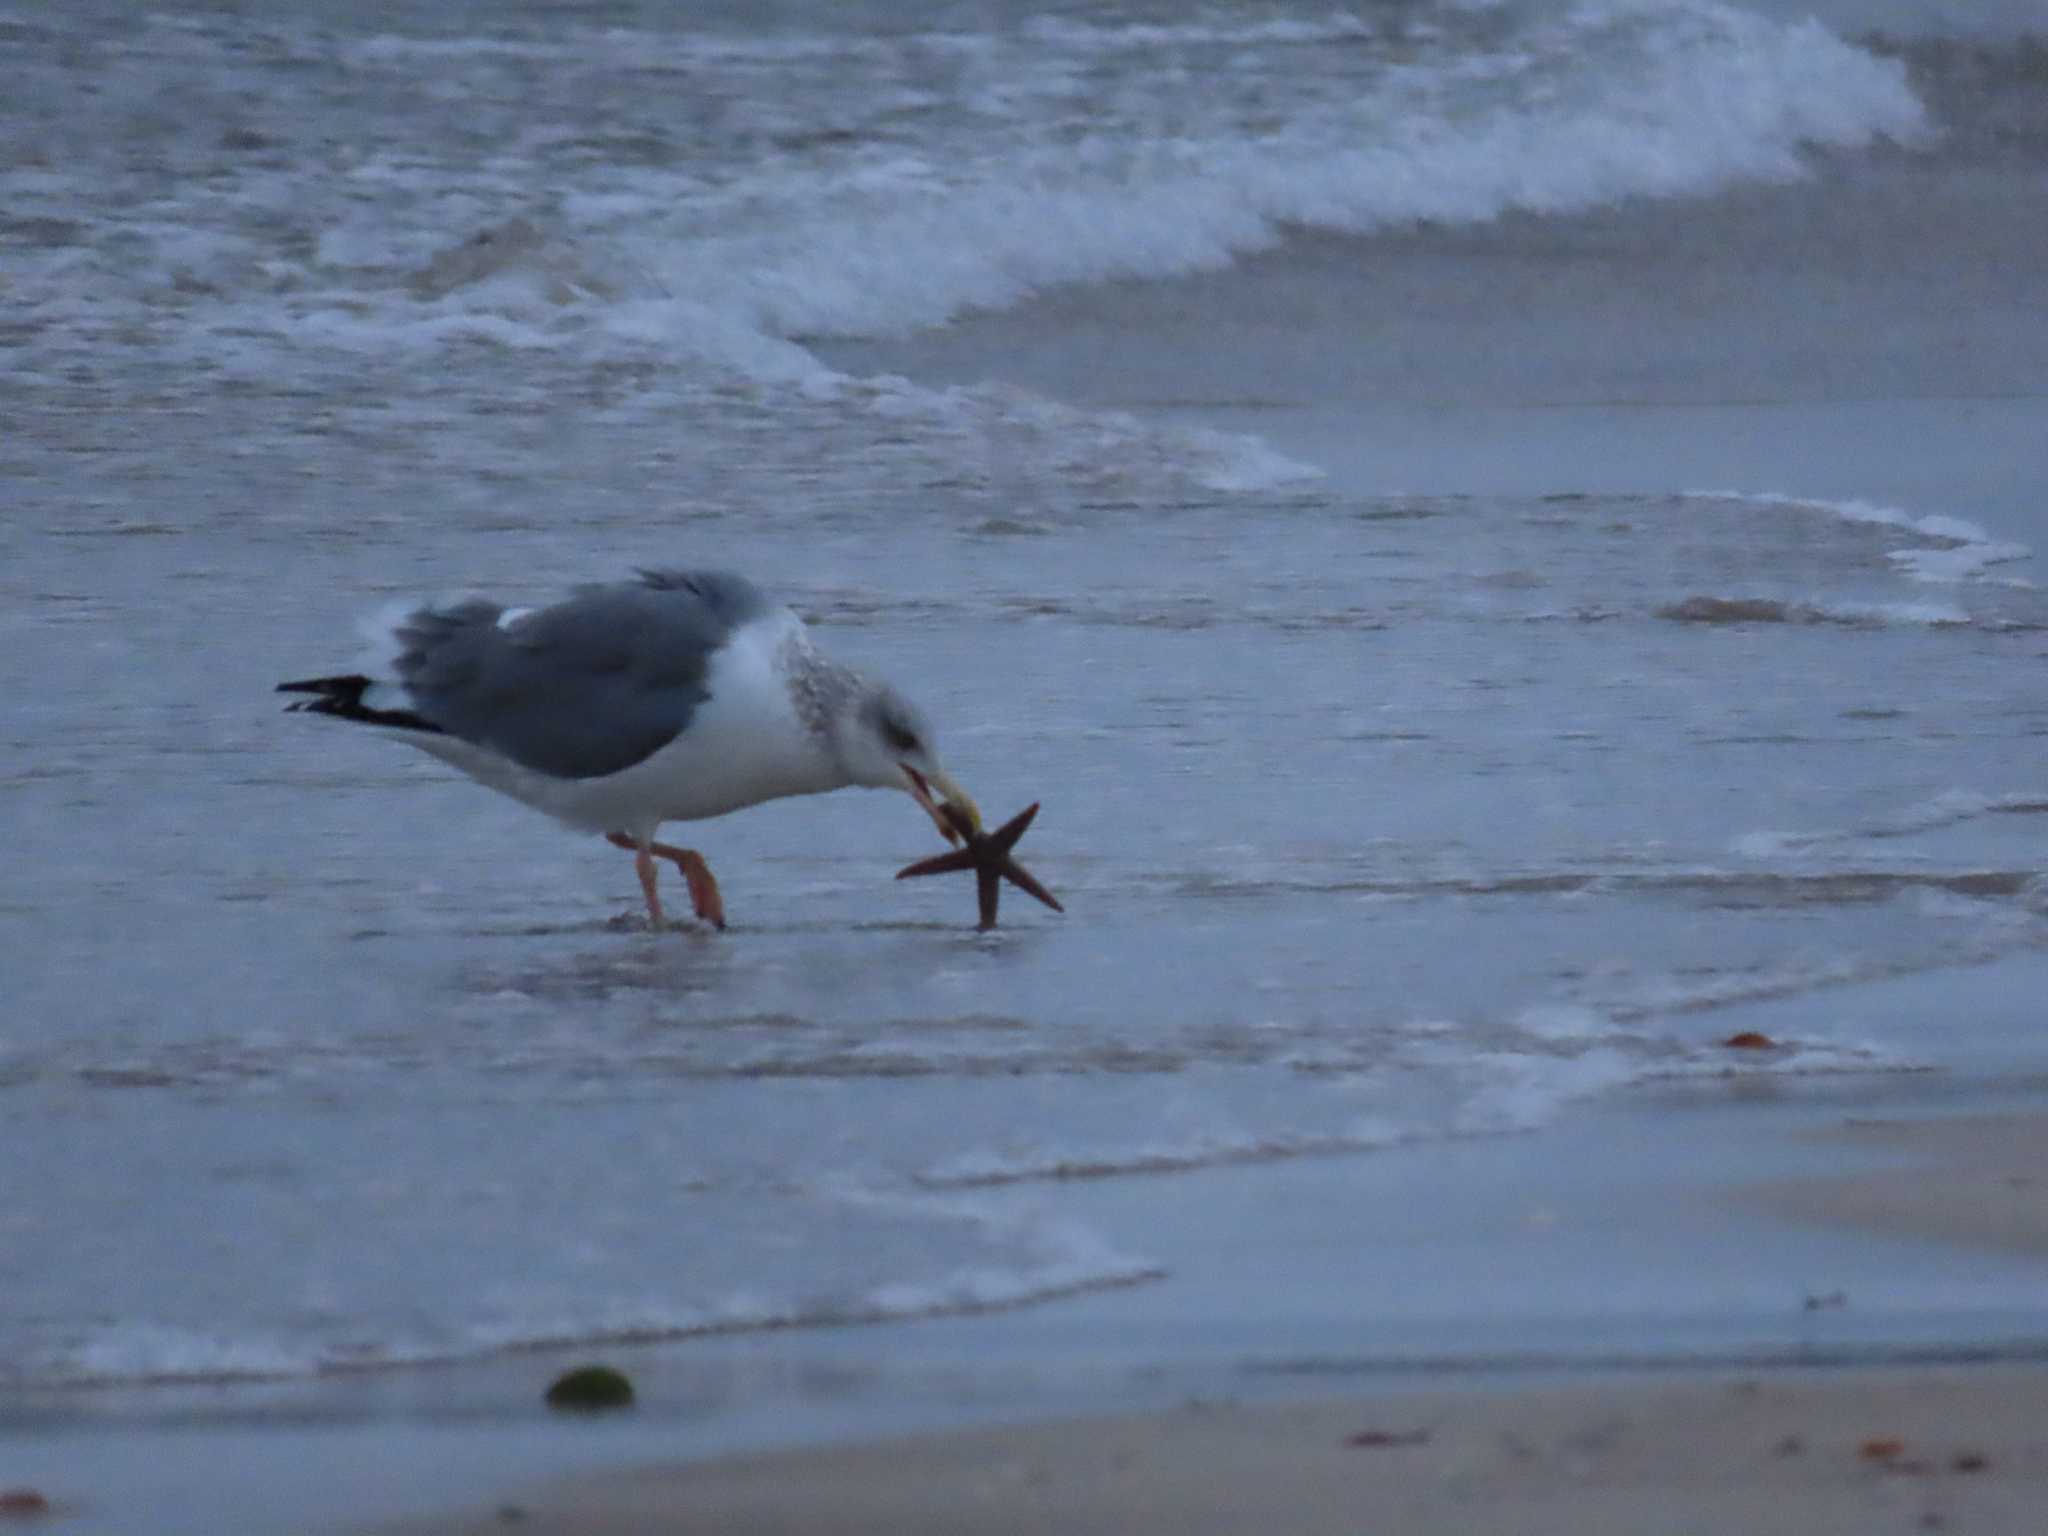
901 764 961 844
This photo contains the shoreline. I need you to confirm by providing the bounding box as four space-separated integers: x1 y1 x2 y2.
9 1075 2048 1535
363 1092 2048 1536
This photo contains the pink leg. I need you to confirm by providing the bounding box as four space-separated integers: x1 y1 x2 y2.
631 842 666 929
607 833 726 930
659 844 726 930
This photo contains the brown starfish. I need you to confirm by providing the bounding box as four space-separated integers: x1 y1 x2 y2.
895 802 1064 930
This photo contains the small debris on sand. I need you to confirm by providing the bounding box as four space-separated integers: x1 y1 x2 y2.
1344 1428 1431 1449
545 1364 636 1412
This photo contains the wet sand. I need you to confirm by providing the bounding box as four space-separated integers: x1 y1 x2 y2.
379 1107 2048 1536
1751 1112 2048 1259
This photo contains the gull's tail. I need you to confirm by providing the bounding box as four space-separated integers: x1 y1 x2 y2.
277 674 443 734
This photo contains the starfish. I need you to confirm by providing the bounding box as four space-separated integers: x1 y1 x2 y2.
895 802 1064 931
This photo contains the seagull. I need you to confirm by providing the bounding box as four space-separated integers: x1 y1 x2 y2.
278 569 982 930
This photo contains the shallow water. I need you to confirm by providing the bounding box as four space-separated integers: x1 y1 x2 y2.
5 0 2048 1395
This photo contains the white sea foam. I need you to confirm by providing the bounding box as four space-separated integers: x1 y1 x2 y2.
1889 543 2033 583
1733 788 2048 858
1644 1039 1922 1079
1452 1047 1644 1132
1018 14 1380 51
1518 973 1942 1079
107 2 1924 391
8 0 1937 505
1804 598 1972 626
817 375 1323 497
915 1123 1405 1189
29 1233 1162 1388
1513 1002 1625 1041
914 1023 1925 1205
459 1242 1165 1360
51 1323 312 1387
1575 933 2036 1035
1694 490 2032 586
602 6 1925 354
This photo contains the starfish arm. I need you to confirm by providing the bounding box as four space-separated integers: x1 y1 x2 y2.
976 866 1001 930
896 846 982 880
985 802 1040 853
997 855 1064 913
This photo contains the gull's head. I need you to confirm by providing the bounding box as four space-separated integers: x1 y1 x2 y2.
842 682 982 844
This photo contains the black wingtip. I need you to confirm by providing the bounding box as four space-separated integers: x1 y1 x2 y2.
276 674 442 733
278 673 365 697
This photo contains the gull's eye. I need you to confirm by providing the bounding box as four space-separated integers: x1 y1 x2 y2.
881 720 919 755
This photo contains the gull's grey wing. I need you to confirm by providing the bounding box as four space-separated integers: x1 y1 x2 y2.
394 569 775 780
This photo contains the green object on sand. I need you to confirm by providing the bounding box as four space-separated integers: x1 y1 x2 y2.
545 1364 636 1412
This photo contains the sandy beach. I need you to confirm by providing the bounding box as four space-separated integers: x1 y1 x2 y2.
383 1367 2048 1535
371 1106 2048 1536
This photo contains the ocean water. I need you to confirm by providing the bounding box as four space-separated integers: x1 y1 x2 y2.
4 0 2048 1404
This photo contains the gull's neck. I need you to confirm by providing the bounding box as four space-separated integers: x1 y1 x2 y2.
777 630 863 784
